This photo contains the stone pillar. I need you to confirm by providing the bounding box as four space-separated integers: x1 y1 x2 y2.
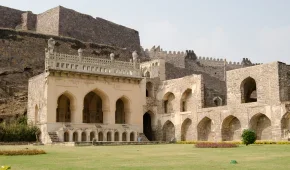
69 131 73 142
74 98 83 123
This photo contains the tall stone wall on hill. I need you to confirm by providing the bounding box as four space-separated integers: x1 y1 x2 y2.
36 7 59 36
58 7 141 52
0 6 23 29
0 28 135 117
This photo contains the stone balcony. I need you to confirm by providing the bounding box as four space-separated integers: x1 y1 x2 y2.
45 50 142 78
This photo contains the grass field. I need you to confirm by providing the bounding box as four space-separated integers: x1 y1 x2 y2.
0 144 290 170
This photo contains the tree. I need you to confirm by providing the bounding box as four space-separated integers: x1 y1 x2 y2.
242 129 256 145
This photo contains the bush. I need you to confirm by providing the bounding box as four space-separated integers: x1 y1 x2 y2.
0 149 46 156
242 129 256 145
195 142 238 148
0 116 40 142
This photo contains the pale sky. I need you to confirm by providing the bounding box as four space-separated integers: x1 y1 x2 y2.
1 0 290 63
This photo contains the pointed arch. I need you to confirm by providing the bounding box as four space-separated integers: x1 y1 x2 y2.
130 132 135 141
241 77 257 103
90 131 95 141
213 96 223 106
98 132 103 141
64 131 69 142
221 115 241 141
143 111 153 141
180 89 192 112
249 113 272 140
83 91 103 123
115 95 131 124
73 131 78 142
162 120 175 141
163 92 175 114
122 132 127 141
107 131 112 141
114 132 119 141
81 131 86 142
181 118 193 141
281 112 290 139
197 117 213 141
56 91 75 122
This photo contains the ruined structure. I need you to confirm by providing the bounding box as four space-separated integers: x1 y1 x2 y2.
0 5 289 143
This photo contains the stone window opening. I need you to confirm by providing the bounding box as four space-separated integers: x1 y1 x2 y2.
56 94 72 122
114 132 119 141
122 132 127 141
90 132 95 141
181 118 193 141
64 131 69 142
73 132 78 142
197 117 213 141
241 77 257 103
83 91 103 123
249 113 272 140
107 131 112 141
180 89 192 112
115 96 130 124
213 97 223 106
146 82 154 97
163 92 175 114
130 132 135 141
81 132 86 142
98 132 103 141
162 120 175 142
221 116 241 141
145 71 150 78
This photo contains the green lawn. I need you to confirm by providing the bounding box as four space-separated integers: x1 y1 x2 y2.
0 144 290 170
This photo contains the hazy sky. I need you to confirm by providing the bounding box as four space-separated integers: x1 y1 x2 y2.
1 0 290 63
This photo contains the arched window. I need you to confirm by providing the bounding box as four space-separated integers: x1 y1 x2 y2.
114 132 119 141
163 92 175 114
145 71 150 78
122 132 127 141
98 132 103 141
180 89 192 112
241 77 257 103
90 131 95 141
107 132 112 141
64 132 69 142
115 97 130 124
146 82 154 97
81 132 86 142
73 132 78 142
56 94 71 122
83 92 103 123
130 132 135 141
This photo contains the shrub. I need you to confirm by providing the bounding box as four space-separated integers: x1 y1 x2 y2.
0 149 46 156
195 142 238 148
0 165 11 170
0 116 40 142
242 129 256 145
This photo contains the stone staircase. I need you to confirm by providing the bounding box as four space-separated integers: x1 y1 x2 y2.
48 132 60 143
138 133 150 142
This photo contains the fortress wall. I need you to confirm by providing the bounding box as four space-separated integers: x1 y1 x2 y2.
36 7 60 36
278 62 290 102
148 51 186 68
21 12 37 31
0 6 23 29
58 7 141 52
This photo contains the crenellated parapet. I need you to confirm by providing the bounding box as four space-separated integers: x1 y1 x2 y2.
45 39 142 78
140 59 166 80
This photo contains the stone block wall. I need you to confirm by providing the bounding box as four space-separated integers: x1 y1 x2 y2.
58 6 141 52
36 6 60 36
278 62 290 102
0 6 23 29
21 11 37 31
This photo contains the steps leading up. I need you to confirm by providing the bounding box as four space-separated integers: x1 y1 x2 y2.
48 132 60 143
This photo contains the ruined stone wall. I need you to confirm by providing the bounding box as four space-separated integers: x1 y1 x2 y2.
227 62 280 106
21 12 37 31
58 7 141 52
0 28 134 117
0 6 23 29
36 7 60 36
278 62 290 102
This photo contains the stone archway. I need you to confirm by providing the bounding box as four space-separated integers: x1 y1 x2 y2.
81 132 86 142
115 96 130 124
83 92 103 123
130 132 135 141
146 82 154 97
197 117 213 141
241 77 257 103
98 132 103 141
64 132 69 142
114 132 119 141
90 131 95 141
181 118 193 141
122 132 127 141
221 115 241 141
56 94 71 122
163 92 175 114
162 120 175 142
73 132 78 142
281 112 290 139
249 113 272 140
143 112 153 141
180 89 192 112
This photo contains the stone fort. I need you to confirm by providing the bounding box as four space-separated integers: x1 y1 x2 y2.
0 5 289 143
